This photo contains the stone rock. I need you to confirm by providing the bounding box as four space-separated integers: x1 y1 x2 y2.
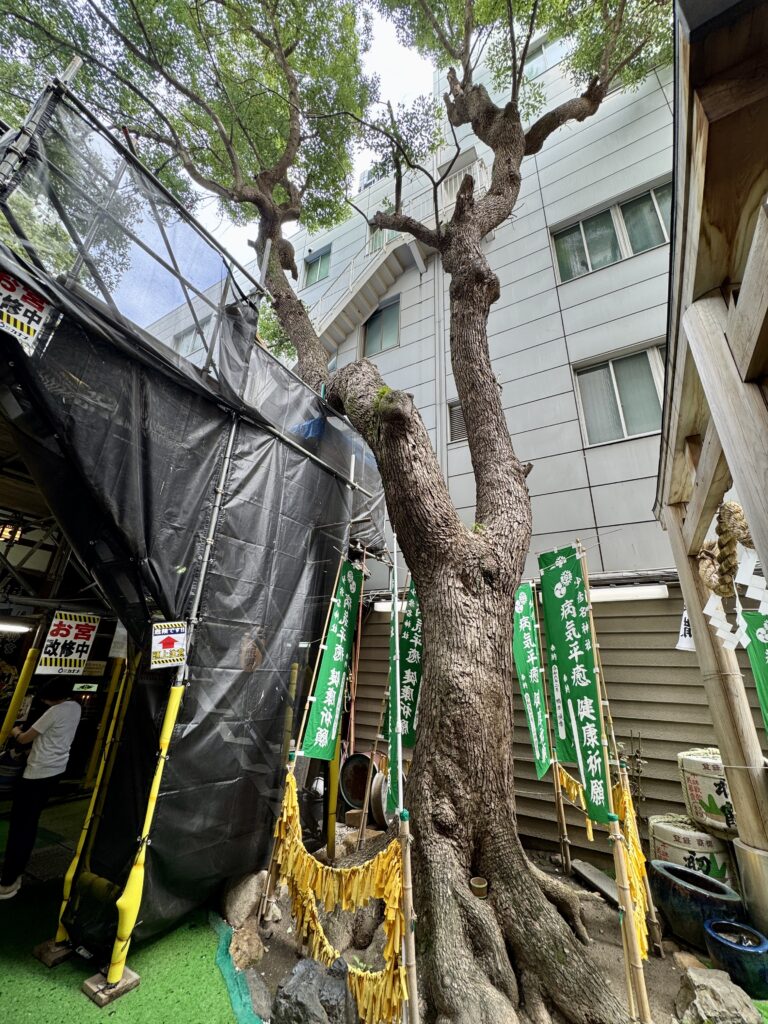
674 967 761 1024
673 950 706 972
245 968 273 1021
224 869 268 929
230 916 266 971
271 957 360 1024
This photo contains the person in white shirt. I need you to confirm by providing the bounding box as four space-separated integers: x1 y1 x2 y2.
0 677 82 899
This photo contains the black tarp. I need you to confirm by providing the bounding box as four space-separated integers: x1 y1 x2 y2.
0 84 385 955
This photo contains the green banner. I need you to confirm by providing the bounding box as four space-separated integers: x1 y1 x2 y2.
741 611 768 737
513 583 551 780
538 545 610 824
301 560 362 760
399 579 422 748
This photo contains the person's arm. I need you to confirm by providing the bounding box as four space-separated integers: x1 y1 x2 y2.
11 725 40 746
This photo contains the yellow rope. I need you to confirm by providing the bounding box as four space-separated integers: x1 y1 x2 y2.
273 773 408 1024
557 765 594 842
612 781 649 960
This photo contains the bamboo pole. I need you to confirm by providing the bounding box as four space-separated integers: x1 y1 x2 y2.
391 536 404 814
532 581 571 874
399 810 420 1024
83 657 125 789
347 551 367 754
0 618 45 746
279 663 300 770
578 542 652 1024
55 652 138 942
592 639 664 958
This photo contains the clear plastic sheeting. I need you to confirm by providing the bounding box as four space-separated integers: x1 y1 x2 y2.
0 82 386 956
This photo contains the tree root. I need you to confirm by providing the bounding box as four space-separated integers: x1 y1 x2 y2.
527 862 590 946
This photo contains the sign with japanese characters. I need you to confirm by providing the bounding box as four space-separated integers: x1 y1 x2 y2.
676 609 696 651
538 546 610 824
513 583 551 780
301 560 362 760
38 610 100 675
740 611 768 736
399 579 422 748
0 269 53 355
150 621 187 669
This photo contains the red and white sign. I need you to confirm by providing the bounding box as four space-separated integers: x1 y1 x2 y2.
151 621 187 669
38 611 101 675
0 269 52 354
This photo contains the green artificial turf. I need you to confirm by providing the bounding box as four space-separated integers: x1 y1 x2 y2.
756 1001 768 1023
0 879 236 1023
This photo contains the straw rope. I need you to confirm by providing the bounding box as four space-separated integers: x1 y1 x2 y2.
697 501 754 597
273 773 407 1024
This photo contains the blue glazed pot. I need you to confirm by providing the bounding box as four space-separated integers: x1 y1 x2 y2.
649 860 744 951
705 920 768 998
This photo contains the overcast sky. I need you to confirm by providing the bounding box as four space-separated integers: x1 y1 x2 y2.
198 11 434 268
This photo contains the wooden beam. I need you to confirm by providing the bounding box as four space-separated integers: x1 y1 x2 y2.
697 51 768 123
683 291 768 571
726 196 768 380
682 421 732 556
663 502 768 854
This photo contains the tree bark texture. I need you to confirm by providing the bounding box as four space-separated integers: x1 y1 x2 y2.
294 74 627 1024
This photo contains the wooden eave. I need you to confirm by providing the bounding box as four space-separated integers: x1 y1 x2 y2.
655 5 768 530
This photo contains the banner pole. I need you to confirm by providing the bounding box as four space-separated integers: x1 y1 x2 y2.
532 581 571 874
327 731 342 863
357 694 388 851
392 535 404 815
578 541 653 1024
593 639 664 958
294 554 345 762
399 810 420 1024
348 550 367 754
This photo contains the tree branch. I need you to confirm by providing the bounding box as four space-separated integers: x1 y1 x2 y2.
371 209 439 251
524 79 606 155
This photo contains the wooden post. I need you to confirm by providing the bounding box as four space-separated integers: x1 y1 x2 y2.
399 810 420 1024
327 731 341 863
663 504 768 851
532 582 571 873
579 542 653 1023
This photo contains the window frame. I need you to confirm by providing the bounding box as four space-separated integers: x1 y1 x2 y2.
551 183 672 284
447 400 467 444
172 313 212 362
574 344 666 448
361 297 400 358
303 246 331 288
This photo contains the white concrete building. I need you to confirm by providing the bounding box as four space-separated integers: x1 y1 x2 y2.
290 46 675 579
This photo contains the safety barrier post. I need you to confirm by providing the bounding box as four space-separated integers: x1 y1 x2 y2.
0 618 45 746
83 657 125 789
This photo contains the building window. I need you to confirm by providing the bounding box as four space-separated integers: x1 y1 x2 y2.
553 183 672 282
369 226 399 252
448 401 467 443
363 300 399 356
172 315 211 363
576 346 664 445
305 249 331 287
524 37 568 80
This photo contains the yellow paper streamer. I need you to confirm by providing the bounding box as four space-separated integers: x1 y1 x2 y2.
557 764 594 841
613 781 649 960
272 773 407 1024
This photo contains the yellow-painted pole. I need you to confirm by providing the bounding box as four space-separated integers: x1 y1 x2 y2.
56 654 134 942
0 619 45 746
279 663 300 770
83 657 125 789
326 731 341 864
106 681 185 983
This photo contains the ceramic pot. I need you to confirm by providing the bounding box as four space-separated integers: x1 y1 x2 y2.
704 920 768 999
649 860 744 950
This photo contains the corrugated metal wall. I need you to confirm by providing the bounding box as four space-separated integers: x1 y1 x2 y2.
353 586 767 861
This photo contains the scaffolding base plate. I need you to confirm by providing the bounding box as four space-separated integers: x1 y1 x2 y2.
33 939 74 967
82 967 140 1006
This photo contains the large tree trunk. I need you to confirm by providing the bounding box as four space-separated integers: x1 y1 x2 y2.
327 237 631 1024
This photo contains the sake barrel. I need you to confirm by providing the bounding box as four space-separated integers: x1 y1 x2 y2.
678 747 738 840
649 813 738 890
